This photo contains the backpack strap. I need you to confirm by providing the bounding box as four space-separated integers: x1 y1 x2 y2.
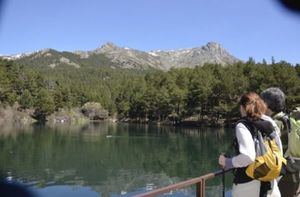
279 115 291 134
236 118 258 139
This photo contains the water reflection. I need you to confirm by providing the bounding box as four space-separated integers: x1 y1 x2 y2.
0 122 233 196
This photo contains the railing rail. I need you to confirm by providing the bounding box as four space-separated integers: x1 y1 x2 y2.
134 169 232 197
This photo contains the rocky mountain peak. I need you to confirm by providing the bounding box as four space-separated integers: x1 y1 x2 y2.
97 42 120 53
38 48 52 53
202 42 223 51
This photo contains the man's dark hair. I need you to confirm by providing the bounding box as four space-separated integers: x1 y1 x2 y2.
261 87 286 113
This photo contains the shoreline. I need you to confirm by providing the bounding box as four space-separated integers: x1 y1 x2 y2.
0 106 236 129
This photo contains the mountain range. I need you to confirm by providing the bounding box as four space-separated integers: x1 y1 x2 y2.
2 42 240 70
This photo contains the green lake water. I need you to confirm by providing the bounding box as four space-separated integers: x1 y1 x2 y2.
0 123 234 197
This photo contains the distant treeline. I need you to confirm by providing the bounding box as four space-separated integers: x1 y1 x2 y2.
0 58 299 122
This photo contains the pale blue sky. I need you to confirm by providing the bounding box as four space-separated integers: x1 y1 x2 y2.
0 0 299 64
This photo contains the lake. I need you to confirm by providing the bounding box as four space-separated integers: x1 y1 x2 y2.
0 122 234 197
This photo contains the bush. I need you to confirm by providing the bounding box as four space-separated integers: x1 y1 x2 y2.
81 102 109 120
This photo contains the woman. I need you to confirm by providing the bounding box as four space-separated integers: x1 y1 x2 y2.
219 92 282 197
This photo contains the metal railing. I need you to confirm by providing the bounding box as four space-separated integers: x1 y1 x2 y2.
134 169 232 197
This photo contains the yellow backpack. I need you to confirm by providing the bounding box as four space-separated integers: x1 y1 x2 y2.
240 119 287 182
245 131 286 182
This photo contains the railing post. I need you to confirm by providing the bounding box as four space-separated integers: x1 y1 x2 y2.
196 179 205 197
196 181 201 197
201 179 206 197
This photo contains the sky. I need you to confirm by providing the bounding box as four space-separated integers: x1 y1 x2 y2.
0 0 300 64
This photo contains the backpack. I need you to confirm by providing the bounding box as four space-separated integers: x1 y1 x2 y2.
274 107 300 172
239 119 287 182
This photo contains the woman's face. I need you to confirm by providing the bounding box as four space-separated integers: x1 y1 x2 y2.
240 105 246 117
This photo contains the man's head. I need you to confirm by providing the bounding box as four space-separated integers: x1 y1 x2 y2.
261 87 286 113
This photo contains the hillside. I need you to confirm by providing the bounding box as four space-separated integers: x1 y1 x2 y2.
3 42 240 70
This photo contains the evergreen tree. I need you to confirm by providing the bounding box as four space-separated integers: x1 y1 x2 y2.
34 89 55 121
20 89 34 109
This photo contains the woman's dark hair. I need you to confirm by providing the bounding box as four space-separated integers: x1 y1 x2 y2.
260 87 286 113
239 92 267 120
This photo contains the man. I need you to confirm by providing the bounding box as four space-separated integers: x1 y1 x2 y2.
261 87 299 197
